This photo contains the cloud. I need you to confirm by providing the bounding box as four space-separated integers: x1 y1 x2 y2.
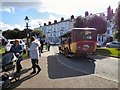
1 1 42 13
0 0 119 31
29 19 47 28
0 22 24 30
1 0 119 16
47 14 61 23
39 0 119 17
1 7 15 13
0 18 48 30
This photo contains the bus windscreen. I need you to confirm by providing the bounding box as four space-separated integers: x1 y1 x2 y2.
74 30 96 41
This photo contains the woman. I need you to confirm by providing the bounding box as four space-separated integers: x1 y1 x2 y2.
10 39 23 73
28 36 41 74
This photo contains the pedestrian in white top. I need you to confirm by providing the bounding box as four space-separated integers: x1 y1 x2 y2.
28 36 41 74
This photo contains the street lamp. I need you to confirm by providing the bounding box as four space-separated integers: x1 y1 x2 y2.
24 16 30 55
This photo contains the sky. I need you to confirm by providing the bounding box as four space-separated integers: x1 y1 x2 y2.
0 0 119 31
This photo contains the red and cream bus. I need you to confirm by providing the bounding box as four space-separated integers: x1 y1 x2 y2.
58 28 97 57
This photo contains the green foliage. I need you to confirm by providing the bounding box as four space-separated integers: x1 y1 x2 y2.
30 28 46 38
0 47 5 55
96 48 120 57
2 28 46 40
2 28 32 39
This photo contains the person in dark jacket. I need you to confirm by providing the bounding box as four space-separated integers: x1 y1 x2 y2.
40 39 44 53
47 41 51 51
10 39 23 73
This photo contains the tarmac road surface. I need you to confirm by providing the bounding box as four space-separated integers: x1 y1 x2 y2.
9 46 119 89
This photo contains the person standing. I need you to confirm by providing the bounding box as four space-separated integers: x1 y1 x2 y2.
10 39 23 74
40 39 44 53
47 41 51 51
28 36 41 74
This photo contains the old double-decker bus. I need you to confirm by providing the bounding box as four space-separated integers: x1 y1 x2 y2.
58 28 97 57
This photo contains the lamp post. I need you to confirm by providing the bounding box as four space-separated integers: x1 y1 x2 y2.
24 16 30 55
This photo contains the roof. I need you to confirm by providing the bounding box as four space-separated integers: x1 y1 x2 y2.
71 28 97 31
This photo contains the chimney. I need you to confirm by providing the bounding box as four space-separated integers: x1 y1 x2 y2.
54 20 57 23
48 21 51 25
61 17 64 21
85 11 89 17
71 15 74 20
44 23 46 26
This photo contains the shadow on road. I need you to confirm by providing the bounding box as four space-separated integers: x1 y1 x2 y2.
59 54 96 73
47 55 95 79
9 68 37 89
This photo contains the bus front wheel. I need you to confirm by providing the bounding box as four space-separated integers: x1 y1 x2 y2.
64 49 69 57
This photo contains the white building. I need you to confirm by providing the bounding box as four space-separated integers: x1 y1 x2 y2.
0 30 2 38
40 16 75 43
97 16 116 46
37 14 116 45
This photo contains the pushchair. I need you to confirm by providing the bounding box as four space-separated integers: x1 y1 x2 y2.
0 52 20 89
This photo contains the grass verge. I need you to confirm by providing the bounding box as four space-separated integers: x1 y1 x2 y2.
0 47 5 55
96 48 120 57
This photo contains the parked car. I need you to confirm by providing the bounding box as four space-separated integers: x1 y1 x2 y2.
106 41 120 48
97 42 101 47
55 42 60 45
50 42 55 45
5 39 26 52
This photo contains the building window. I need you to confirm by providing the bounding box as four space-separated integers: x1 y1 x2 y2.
60 32 63 35
107 30 109 34
102 36 104 42
53 33 56 37
61 27 64 30
98 36 100 41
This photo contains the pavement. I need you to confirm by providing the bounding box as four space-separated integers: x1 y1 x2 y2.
9 46 119 89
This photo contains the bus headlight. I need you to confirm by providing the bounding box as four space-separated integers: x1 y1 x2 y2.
78 46 81 49
83 45 90 50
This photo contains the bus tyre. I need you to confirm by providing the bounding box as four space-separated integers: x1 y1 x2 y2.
59 50 62 54
64 49 69 57
14 73 20 81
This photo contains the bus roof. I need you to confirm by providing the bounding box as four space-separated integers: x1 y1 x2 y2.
72 28 96 31
60 28 96 37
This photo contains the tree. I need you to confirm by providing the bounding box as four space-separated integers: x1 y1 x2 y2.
2 30 9 39
2 28 28 39
30 28 45 39
115 3 120 41
87 15 107 34
74 16 87 28
23 28 33 34
19 31 26 39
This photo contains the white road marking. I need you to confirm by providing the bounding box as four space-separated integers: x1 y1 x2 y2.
56 54 118 83
52 46 118 83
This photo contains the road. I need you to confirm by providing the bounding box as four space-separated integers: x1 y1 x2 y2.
10 46 119 89
52 46 118 82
